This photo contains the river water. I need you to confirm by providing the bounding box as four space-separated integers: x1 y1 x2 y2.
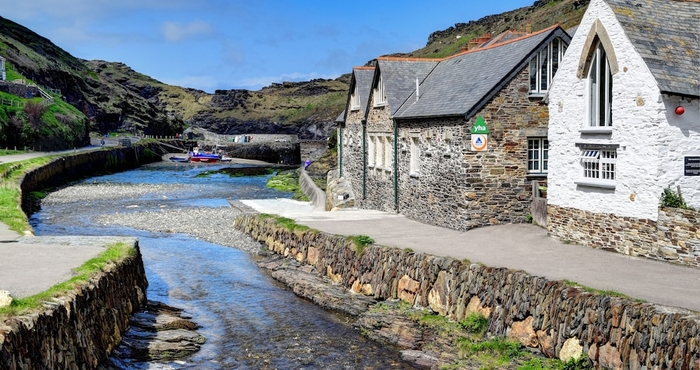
29 162 416 370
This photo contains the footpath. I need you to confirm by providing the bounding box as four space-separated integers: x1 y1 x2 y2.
241 198 700 312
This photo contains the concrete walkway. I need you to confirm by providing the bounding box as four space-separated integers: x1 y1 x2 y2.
241 198 700 313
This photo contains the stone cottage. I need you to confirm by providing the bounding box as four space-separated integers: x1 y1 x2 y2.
546 0 700 265
339 25 571 231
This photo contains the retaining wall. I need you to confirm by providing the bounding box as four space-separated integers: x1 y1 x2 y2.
0 240 148 370
0 145 155 369
234 214 700 370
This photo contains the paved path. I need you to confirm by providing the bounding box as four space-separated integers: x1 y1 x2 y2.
242 198 700 312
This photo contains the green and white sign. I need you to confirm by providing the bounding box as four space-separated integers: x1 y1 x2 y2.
470 116 489 134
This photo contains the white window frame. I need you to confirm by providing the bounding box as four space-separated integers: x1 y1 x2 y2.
368 135 375 168
383 136 392 172
373 76 387 107
410 136 420 177
576 147 617 189
587 42 613 128
375 135 383 169
529 38 567 95
350 84 360 111
527 138 548 174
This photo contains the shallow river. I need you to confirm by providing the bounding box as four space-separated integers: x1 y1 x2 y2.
30 162 415 370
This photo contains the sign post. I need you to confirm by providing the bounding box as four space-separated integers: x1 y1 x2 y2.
470 116 489 152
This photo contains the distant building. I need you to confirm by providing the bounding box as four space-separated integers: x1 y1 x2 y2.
547 0 700 265
0 56 6 81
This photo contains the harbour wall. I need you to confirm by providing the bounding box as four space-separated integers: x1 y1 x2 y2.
234 214 700 370
0 145 155 369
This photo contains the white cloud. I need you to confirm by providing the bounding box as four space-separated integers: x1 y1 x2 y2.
160 20 213 42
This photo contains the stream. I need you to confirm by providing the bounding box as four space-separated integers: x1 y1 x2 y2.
29 162 416 369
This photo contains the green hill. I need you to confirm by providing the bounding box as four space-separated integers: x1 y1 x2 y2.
0 0 588 149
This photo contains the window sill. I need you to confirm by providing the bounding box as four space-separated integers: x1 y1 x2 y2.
528 92 546 100
410 173 420 179
373 102 387 108
526 173 548 179
580 127 612 135
350 107 360 111
575 179 616 189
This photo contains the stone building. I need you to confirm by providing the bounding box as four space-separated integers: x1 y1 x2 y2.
338 25 571 231
546 0 700 265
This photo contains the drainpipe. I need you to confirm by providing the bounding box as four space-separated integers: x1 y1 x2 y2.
362 120 367 199
393 120 399 212
338 126 343 177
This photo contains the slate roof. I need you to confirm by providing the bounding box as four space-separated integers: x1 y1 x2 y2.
394 25 569 120
375 58 439 116
353 67 375 114
605 0 700 98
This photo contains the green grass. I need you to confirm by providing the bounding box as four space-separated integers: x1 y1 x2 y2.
348 234 375 257
0 242 136 319
268 215 313 233
561 279 635 299
459 312 489 335
0 156 57 233
266 170 309 201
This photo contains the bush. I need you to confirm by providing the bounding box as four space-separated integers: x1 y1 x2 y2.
459 312 489 335
660 187 689 209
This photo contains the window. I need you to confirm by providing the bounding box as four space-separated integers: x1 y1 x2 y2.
577 148 617 188
529 38 567 95
368 135 375 167
375 136 383 169
410 136 420 176
384 136 392 171
588 42 612 127
373 76 387 106
527 138 548 174
350 84 360 111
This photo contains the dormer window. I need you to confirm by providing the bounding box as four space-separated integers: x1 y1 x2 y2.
350 84 360 111
373 76 387 107
529 38 567 96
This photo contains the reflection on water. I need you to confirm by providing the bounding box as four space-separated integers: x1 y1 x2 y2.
31 163 416 369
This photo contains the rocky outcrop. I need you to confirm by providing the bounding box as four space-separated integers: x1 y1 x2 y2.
234 214 700 370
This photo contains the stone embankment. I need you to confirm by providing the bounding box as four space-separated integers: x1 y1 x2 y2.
0 239 148 370
234 214 700 370
1 145 203 370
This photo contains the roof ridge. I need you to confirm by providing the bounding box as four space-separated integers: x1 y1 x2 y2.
445 24 560 60
353 66 375 70
377 56 439 62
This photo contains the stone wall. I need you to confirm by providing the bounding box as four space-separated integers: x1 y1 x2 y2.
0 81 40 99
394 68 547 231
19 144 162 214
340 110 367 203
235 214 700 370
549 204 700 268
0 240 148 370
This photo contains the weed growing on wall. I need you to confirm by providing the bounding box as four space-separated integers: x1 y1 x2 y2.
660 187 691 210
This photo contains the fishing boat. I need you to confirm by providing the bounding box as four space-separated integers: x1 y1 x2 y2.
186 147 220 163
169 156 189 163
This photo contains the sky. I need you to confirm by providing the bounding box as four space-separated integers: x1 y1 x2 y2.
1 0 534 93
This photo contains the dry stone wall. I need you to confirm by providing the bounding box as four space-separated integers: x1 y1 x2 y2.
549 205 700 268
0 241 148 370
235 214 700 370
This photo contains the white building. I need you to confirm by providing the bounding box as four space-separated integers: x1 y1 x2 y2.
547 0 700 264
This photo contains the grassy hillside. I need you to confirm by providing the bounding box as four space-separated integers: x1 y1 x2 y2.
0 0 588 145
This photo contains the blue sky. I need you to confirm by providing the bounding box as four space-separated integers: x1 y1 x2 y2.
2 0 534 92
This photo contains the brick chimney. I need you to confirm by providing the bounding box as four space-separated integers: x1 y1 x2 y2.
464 32 493 51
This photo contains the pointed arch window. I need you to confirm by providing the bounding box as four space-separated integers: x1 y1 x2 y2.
587 42 613 127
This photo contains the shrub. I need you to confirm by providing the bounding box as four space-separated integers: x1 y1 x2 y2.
459 312 489 335
660 187 689 209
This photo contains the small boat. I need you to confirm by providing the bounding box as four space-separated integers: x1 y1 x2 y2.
220 155 233 162
169 156 189 163
188 149 221 163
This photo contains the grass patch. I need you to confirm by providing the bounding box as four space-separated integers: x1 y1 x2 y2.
270 215 312 233
348 234 374 257
266 169 309 201
0 156 57 233
456 336 525 368
459 312 489 335
562 280 633 299
0 242 136 319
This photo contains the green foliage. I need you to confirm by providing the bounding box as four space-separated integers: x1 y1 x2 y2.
660 187 690 209
562 279 632 299
457 336 524 364
348 234 375 256
526 213 534 223
519 355 591 370
0 242 136 319
459 313 489 335
266 170 309 201
273 216 311 232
